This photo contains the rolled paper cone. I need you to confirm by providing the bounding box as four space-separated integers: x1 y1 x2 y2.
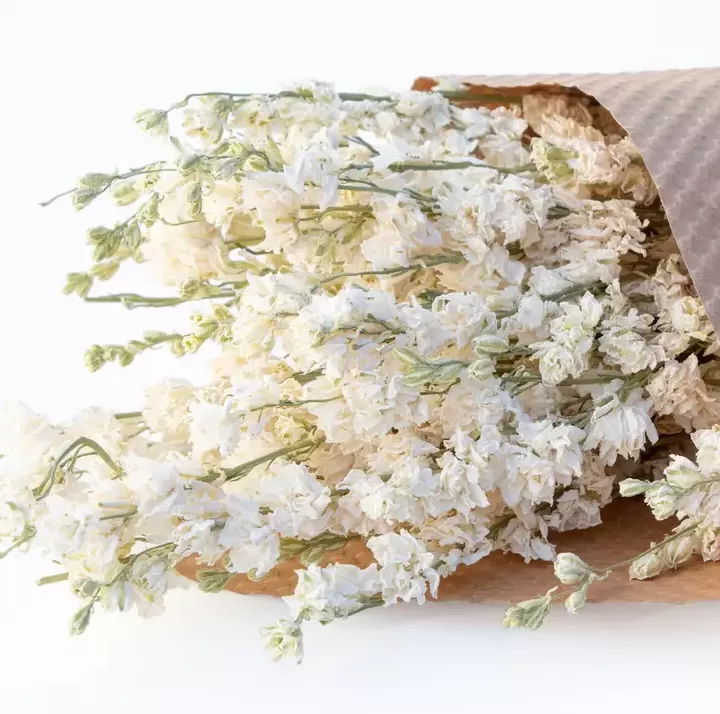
177 69 720 603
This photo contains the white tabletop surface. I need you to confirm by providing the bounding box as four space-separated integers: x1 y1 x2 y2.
1 1 719 711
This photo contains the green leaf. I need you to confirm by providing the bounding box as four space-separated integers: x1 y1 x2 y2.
63 272 93 298
197 569 233 593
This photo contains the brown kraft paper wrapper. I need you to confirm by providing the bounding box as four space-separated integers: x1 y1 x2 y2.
177 69 720 603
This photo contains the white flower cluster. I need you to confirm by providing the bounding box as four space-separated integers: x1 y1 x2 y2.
8 80 720 659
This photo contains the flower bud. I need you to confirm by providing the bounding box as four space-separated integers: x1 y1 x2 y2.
187 181 203 219
661 532 697 569
629 550 664 580
618 478 652 497
176 154 204 175
86 225 112 244
72 578 99 598
264 137 285 172
432 361 466 386
473 333 510 355
90 229 121 262
180 279 204 299
468 356 495 381
212 305 232 323
644 482 681 520
180 335 202 354
76 172 113 190
564 582 590 614
63 272 93 298
134 108 169 136
502 590 555 630
212 157 242 180
111 181 141 207
138 193 160 226
553 552 592 585
88 263 118 282
123 222 143 252
261 620 304 663
664 455 704 490
72 188 99 211
69 602 94 636
84 345 106 372
142 330 168 344
113 350 132 367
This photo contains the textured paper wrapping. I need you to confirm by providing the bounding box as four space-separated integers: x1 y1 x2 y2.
178 69 720 603
415 69 720 333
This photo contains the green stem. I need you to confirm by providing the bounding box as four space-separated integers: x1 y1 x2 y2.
317 252 464 285
223 438 324 482
594 524 699 575
347 595 385 617
160 218 203 226
420 379 460 396
338 184 405 198
40 166 176 208
250 397 342 412
35 437 123 501
434 358 472 367
106 542 174 588
543 523 701 606
38 187 75 207
296 205 372 223
503 372 629 386
98 510 138 522
542 283 604 303
84 291 235 308
114 411 143 420
347 161 535 174
0 530 36 559
497 282 604 319
300 204 369 212
361 316 403 334
337 180 438 207
37 573 70 586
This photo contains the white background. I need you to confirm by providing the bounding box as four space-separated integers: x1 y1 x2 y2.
1 1 719 711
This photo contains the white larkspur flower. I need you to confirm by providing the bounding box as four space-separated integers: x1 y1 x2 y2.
583 385 658 465
142 220 231 287
283 563 380 623
367 530 440 605
532 293 603 385
629 551 664 580
142 379 196 446
554 553 593 584
256 461 331 539
188 401 240 460
647 355 720 431
598 311 665 375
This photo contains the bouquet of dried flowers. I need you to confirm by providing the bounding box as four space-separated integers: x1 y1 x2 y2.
4 78 719 662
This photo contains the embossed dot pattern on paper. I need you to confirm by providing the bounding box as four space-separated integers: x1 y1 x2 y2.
416 69 720 333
